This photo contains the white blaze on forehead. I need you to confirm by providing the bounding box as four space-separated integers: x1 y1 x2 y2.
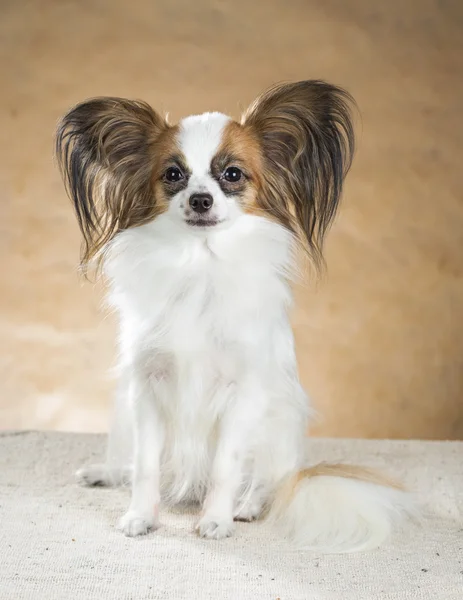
178 112 231 175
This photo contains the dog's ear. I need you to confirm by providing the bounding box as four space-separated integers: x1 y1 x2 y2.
55 97 168 268
242 80 355 265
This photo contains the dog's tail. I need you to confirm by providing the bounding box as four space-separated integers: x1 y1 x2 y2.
268 463 415 553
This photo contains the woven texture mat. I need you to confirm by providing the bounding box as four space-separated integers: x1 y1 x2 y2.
0 431 462 599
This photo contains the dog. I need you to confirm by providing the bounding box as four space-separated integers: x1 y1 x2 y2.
55 80 413 552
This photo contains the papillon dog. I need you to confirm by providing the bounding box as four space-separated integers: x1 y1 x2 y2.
56 80 413 552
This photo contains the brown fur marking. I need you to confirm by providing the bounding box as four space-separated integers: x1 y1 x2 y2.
270 464 402 528
151 124 184 215
242 80 355 267
212 120 268 216
298 463 403 490
55 97 171 270
272 462 403 515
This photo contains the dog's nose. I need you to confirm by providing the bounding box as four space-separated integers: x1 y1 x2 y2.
189 193 213 214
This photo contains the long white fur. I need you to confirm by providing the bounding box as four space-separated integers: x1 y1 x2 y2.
269 475 415 553
76 112 413 550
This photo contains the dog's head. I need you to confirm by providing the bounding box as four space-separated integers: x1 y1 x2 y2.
56 81 355 269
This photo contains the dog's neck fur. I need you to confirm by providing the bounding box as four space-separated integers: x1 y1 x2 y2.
106 212 296 354
105 211 308 504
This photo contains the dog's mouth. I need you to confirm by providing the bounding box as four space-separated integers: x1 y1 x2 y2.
186 218 221 228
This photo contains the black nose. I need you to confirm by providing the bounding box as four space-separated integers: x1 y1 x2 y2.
189 193 213 214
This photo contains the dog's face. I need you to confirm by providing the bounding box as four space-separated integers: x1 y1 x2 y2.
152 113 263 231
56 81 355 269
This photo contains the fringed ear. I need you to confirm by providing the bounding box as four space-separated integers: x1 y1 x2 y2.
55 97 168 269
242 80 355 266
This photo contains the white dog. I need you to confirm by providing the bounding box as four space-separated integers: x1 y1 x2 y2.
56 80 412 552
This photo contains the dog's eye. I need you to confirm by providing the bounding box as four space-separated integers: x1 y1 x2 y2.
223 167 242 183
164 167 184 182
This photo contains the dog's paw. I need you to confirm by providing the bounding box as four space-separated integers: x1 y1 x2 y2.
117 511 158 537
76 464 109 487
234 498 263 522
196 516 234 540
234 505 261 522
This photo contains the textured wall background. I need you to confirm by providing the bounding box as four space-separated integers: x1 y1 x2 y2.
1 0 462 438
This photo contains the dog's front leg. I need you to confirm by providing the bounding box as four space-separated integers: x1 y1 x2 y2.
196 378 266 540
118 369 165 537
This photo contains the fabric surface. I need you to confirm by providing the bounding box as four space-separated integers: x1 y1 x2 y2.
0 432 461 599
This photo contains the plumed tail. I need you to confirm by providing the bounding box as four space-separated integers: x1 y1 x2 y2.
268 463 416 553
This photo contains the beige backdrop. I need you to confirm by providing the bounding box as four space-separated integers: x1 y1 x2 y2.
1 0 462 439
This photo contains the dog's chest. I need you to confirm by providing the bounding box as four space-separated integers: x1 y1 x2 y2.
110 227 291 364
142 256 275 355
166 271 249 348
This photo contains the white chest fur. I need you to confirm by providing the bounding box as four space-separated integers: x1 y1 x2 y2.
105 214 307 502
107 215 293 356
